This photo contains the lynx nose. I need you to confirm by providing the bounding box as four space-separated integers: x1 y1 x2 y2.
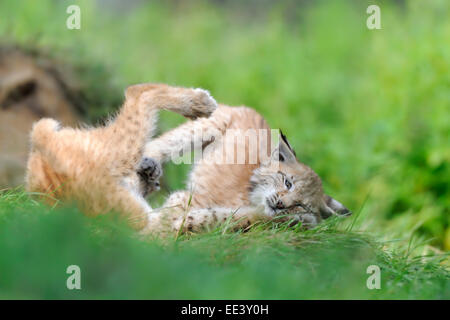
276 200 285 209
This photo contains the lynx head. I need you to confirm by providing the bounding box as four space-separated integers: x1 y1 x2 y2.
248 132 350 225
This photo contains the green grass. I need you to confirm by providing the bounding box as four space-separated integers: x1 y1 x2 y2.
2 0 448 249
0 0 449 299
0 189 448 299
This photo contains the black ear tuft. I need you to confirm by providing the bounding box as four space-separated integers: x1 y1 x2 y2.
279 130 296 157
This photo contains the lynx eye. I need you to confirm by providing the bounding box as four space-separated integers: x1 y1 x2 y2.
284 178 292 190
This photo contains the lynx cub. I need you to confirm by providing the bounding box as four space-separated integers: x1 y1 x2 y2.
142 103 350 235
26 83 217 230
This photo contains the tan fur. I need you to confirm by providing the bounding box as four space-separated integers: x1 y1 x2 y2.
0 48 80 187
143 104 350 235
25 83 217 230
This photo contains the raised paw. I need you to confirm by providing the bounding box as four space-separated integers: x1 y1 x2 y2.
185 88 218 120
138 157 162 181
137 157 162 197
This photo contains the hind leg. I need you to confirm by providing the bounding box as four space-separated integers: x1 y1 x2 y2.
107 184 153 230
137 157 162 197
125 84 218 120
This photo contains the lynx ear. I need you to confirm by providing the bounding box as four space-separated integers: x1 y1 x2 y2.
272 131 297 163
320 194 351 219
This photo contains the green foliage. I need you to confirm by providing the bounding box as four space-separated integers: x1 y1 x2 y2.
0 190 448 299
0 0 448 298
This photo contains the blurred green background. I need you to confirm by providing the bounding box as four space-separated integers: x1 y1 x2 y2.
0 0 448 299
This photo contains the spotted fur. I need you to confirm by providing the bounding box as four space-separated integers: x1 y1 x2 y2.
26 83 217 230
142 104 350 235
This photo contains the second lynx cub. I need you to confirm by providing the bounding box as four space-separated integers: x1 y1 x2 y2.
143 98 350 235
26 84 217 230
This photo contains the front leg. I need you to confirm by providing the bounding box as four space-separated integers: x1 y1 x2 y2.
176 206 270 233
274 212 321 229
107 84 219 178
144 106 231 163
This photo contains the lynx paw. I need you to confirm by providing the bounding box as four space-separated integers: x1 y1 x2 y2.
138 157 162 196
30 118 61 150
288 213 319 229
185 88 218 119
